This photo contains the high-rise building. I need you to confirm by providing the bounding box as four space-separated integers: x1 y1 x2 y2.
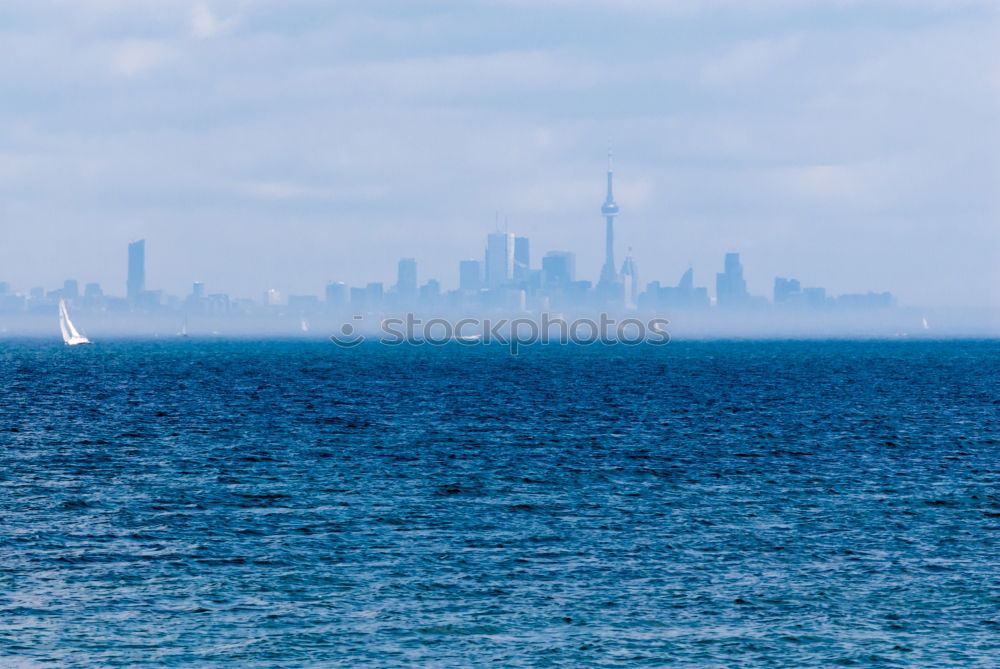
598 149 620 288
620 250 638 308
186 282 206 314
127 239 145 301
716 253 749 307
82 282 103 309
542 251 576 288
325 281 348 308
395 258 417 302
365 282 384 307
837 291 893 310
678 267 694 292
62 279 79 302
459 260 482 292
803 286 828 309
485 232 514 288
419 279 441 303
513 236 530 282
640 268 710 310
774 277 801 304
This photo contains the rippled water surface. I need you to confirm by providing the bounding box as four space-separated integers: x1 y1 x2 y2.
1 340 998 667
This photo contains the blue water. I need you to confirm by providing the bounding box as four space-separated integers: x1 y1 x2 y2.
1 340 998 667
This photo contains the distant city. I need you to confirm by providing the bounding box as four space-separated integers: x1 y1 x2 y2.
0 155 896 322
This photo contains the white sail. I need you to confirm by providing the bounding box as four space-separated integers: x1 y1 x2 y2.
59 302 73 342
59 300 91 346
300 317 310 333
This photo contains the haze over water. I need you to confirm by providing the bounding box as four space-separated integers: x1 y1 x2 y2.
3 1 999 667
2 340 998 666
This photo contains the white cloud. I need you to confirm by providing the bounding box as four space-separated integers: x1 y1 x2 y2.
190 4 235 39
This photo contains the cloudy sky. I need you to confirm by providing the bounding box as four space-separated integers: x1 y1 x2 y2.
1 0 997 306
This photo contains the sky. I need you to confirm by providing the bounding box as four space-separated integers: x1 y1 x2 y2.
1 0 998 307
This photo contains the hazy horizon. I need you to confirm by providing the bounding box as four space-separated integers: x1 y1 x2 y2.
2 0 998 308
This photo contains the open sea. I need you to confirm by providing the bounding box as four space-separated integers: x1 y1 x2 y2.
1 339 998 667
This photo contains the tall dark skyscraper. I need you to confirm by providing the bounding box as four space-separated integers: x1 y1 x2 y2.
127 239 145 301
598 150 620 288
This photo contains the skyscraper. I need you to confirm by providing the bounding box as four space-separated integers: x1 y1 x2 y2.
365 282 384 307
620 249 638 309
395 258 417 302
62 279 79 302
513 236 530 282
774 277 801 304
542 251 576 288
459 259 482 292
419 279 441 304
127 239 145 301
186 282 207 314
803 286 827 309
716 252 749 307
325 281 348 308
598 149 620 288
651 268 710 309
485 232 514 288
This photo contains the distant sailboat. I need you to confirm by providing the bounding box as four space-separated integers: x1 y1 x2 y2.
300 317 310 333
58 300 91 346
178 316 189 338
922 316 930 330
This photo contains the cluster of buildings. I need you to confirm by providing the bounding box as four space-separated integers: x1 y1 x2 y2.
0 155 895 318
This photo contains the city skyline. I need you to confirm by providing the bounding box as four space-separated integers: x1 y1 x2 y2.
0 154 970 308
0 154 900 316
3 5 997 668
0 1 996 308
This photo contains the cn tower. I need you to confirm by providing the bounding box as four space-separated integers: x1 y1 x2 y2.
598 148 620 287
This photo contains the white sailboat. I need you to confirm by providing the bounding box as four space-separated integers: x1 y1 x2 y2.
59 300 91 346
300 316 310 333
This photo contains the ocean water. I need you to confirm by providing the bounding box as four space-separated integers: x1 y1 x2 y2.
1 339 998 668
